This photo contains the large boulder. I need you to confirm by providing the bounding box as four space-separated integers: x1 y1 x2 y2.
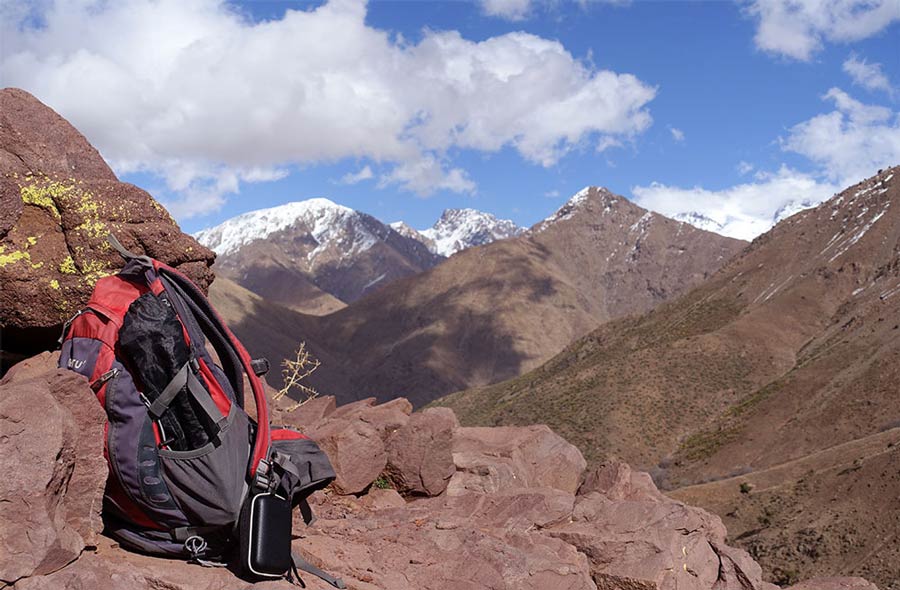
0 88 214 368
548 462 776 590
0 358 107 585
448 425 587 495
385 407 458 496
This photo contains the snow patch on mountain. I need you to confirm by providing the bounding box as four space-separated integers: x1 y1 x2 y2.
673 198 822 239
419 209 524 257
673 212 726 234
194 198 377 260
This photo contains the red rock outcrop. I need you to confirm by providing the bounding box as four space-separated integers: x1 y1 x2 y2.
0 352 106 586
0 88 214 368
2 355 880 590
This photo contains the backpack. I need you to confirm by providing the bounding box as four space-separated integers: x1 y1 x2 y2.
59 235 345 588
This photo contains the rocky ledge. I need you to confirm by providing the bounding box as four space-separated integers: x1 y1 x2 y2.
0 353 879 590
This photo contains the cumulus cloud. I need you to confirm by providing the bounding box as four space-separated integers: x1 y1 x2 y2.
0 0 656 218
783 88 900 183
669 126 685 142
480 0 533 20
633 87 898 240
746 0 900 61
632 167 839 240
843 54 894 95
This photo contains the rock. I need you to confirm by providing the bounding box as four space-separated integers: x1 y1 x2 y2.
578 461 664 502
270 394 337 432
313 418 387 495
438 487 575 532
327 397 412 437
12 537 295 590
0 88 214 367
0 364 106 584
785 579 880 590
385 407 457 496
547 470 774 590
302 511 596 590
0 365 879 590
0 350 60 385
358 488 407 511
448 425 586 495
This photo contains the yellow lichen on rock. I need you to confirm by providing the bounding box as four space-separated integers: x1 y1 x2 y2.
49 279 60 290
19 178 68 220
0 249 30 267
59 256 77 274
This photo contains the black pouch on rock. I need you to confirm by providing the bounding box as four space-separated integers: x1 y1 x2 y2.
239 491 292 578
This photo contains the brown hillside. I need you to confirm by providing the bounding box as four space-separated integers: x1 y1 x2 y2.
435 166 900 586
305 188 745 406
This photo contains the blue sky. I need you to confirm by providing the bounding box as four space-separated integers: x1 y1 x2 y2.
2 0 898 239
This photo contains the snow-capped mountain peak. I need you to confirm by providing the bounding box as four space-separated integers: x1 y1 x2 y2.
194 197 370 258
419 208 524 257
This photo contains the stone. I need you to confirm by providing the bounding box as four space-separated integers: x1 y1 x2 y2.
0 368 106 584
448 425 586 495
385 407 458 496
312 418 386 495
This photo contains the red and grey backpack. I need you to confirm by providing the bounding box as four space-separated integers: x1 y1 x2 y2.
59 235 344 588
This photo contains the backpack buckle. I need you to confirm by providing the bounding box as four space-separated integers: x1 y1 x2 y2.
253 459 273 492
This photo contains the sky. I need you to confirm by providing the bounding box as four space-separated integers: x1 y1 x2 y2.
1 0 899 240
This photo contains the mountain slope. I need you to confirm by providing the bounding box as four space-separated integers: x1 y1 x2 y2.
434 167 900 586
196 199 441 312
305 187 745 406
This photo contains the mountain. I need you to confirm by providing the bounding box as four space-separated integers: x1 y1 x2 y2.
294 187 745 407
195 199 441 313
675 198 822 240
417 208 524 256
434 167 900 585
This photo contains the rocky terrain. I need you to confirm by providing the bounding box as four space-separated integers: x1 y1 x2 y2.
1 351 877 590
436 167 900 586
0 88 214 371
196 198 442 313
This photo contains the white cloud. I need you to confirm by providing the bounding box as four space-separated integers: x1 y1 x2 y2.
378 156 476 195
480 0 532 21
669 126 685 142
632 88 898 240
632 166 839 240
746 0 900 61
0 0 656 218
783 88 900 183
843 53 894 95
338 165 374 185
544 189 561 198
